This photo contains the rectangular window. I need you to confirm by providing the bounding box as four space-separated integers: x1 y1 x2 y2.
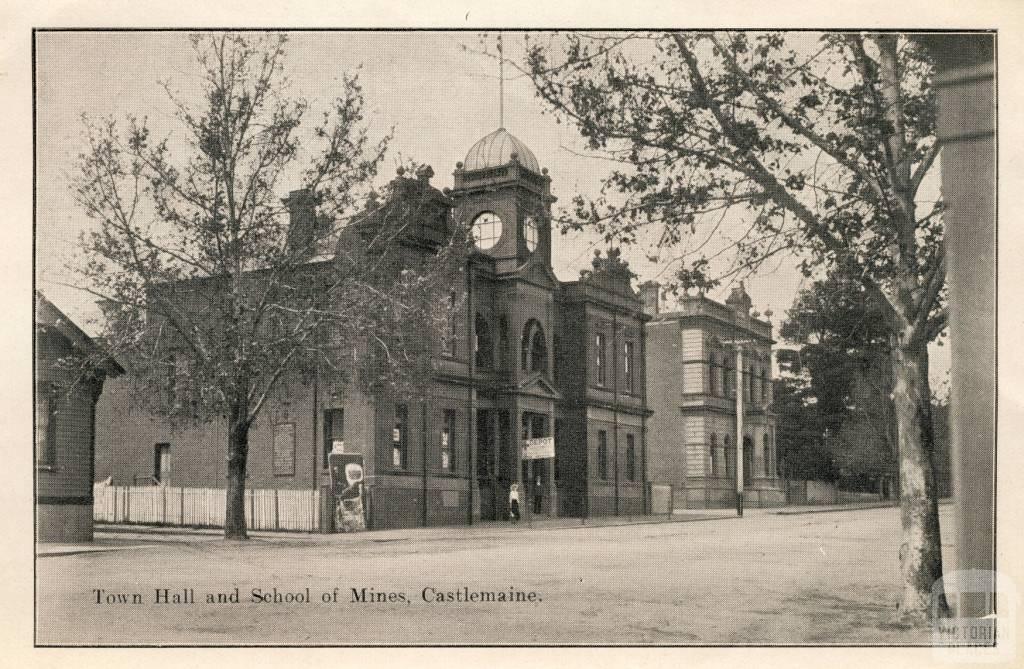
37 393 58 467
597 430 608 480
274 422 296 476
441 410 456 471
554 418 564 484
392 404 408 469
709 355 719 396
153 443 171 485
624 341 635 392
595 333 607 387
323 408 344 467
625 434 636 481
441 293 458 358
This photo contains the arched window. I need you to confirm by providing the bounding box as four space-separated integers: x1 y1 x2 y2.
708 353 719 396
709 433 718 476
531 327 548 373
723 435 732 476
761 369 769 403
724 355 734 398
764 433 772 476
474 314 493 369
521 320 547 373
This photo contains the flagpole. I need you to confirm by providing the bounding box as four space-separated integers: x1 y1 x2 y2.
498 32 504 128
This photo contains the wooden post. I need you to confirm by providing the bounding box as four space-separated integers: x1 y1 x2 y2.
735 345 744 518
274 488 280 531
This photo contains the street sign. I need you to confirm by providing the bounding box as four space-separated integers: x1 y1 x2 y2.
522 436 554 459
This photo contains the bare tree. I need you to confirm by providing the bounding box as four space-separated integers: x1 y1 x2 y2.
70 33 466 539
524 31 948 622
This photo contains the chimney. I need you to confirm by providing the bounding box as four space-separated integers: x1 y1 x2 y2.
640 281 660 316
282 188 317 257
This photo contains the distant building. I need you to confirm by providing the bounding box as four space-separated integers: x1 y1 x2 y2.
36 292 123 542
95 128 650 529
643 283 783 509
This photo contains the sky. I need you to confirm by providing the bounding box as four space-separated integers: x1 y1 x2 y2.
32 30 949 387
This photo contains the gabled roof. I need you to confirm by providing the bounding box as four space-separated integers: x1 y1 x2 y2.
35 292 124 375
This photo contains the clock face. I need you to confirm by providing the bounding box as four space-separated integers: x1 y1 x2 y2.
524 215 539 252
472 211 502 250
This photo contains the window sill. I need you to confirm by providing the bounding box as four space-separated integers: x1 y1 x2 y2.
36 464 59 473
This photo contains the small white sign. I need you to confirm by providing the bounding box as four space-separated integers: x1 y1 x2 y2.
522 436 555 460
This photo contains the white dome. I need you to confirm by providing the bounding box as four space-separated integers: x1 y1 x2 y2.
463 128 540 174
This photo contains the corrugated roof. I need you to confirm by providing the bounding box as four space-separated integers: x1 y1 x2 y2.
463 128 540 174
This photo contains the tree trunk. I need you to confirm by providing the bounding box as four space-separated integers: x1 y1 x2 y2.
225 402 250 540
891 334 949 622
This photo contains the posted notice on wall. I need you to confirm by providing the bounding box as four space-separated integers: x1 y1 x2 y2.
521 437 554 460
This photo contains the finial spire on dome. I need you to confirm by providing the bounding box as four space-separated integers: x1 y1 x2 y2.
498 32 505 130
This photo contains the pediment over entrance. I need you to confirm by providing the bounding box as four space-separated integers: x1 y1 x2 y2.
508 257 559 290
516 373 562 400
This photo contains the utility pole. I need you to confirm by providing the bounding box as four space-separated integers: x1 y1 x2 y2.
722 339 753 518
735 344 744 517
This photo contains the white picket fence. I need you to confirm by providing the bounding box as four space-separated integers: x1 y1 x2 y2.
93 484 320 532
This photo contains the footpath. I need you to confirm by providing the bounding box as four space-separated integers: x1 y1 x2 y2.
37 500 915 557
38 509 733 556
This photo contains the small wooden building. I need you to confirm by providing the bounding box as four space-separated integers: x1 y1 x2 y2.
36 292 122 542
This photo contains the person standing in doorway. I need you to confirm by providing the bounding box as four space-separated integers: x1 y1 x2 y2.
509 483 521 523
533 473 544 514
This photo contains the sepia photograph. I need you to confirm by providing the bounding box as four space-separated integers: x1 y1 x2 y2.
28 24 1000 654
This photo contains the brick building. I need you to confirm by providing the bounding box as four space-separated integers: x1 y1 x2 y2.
643 283 784 509
95 128 650 528
36 292 122 542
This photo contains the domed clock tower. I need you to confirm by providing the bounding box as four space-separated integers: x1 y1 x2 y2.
451 127 556 272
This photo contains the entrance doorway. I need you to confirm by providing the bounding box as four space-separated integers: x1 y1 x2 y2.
521 412 550 516
476 409 515 521
154 443 171 486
